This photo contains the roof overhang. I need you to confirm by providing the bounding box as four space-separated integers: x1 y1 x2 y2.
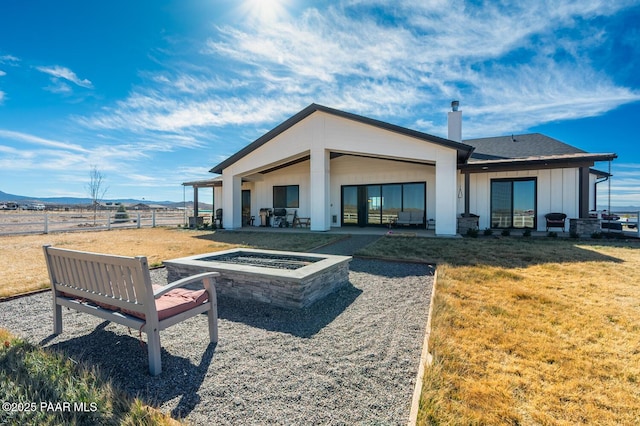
590 168 612 178
210 103 475 174
182 177 223 188
459 152 617 173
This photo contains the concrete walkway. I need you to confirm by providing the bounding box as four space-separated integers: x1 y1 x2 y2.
310 234 382 256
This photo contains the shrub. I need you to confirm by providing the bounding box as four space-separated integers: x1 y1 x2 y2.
466 228 479 238
570 231 580 239
547 231 558 238
591 231 603 239
483 228 493 236
501 229 510 237
522 228 532 237
113 205 129 223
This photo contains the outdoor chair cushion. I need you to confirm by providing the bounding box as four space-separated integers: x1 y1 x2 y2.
61 286 209 321
123 285 209 321
58 291 120 312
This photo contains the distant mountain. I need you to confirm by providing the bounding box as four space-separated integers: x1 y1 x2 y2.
603 206 640 212
0 190 180 206
0 190 32 202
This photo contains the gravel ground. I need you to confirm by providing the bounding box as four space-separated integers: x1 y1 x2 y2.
1 258 434 425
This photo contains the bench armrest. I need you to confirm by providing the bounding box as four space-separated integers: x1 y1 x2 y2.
153 271 220 299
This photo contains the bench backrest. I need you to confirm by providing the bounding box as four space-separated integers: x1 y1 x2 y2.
43 245 155 316
397 211 412 222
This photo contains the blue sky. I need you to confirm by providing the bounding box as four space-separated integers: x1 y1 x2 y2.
1 0 639 206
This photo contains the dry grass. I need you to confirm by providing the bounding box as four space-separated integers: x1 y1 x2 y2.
0 227 342 298
0 228 224 298
361 236 640 424
5 228 640 423
1 328 182 425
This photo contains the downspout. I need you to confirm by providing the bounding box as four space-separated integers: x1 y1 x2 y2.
608 160 612 213
594 175 609 211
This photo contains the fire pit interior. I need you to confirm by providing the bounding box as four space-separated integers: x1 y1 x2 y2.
164 248 352 309
198 252 321 270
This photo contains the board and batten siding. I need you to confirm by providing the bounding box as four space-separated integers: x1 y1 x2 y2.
466 168 580 231
234 156 436 227
220 110 459 233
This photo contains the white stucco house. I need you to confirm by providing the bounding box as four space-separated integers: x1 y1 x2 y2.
185 103 616 235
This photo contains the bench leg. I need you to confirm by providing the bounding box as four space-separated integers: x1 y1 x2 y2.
53 300 63 334
204 278 219 343
147 328 162 376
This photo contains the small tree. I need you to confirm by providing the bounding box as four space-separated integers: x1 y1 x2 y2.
114 204 130 223
86 165 109 225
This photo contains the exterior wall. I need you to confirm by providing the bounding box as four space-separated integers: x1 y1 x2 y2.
220 110 459 234
329 156 436 227
466 168 581 231
239 156 436 227
249 161 311 219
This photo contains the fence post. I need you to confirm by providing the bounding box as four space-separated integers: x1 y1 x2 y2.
108 213 111 230
137 212 141 228
152 210 156 227
44 213 48 234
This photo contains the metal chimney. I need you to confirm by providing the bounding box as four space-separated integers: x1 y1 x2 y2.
448 100 462 142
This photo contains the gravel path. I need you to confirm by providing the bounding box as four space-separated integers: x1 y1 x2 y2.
1 258 433 425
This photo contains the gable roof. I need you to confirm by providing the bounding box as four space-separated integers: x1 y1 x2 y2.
210 103 475 174
461 133 616 172
465 133 586 161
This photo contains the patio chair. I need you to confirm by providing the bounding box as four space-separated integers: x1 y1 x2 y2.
544 213 567 231
214 208 223 228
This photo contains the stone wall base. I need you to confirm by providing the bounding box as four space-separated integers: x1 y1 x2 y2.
166 262 350 309
569 218 600 237
457 215 479 234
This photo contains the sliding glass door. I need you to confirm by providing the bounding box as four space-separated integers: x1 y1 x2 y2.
491 178 536 229
342 182 425 227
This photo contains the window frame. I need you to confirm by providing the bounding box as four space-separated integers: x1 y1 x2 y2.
490 177 537 229
273 185 300 208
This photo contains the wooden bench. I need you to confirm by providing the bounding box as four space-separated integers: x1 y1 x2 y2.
293 217 311 228
43 245 220 376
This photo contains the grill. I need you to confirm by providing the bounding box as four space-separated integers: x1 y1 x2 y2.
272 208 287 227
259 208 272 227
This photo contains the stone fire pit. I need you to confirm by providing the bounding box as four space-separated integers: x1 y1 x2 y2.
164 248 352 309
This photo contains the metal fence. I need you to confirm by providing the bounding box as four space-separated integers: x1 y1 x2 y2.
0 209 201 236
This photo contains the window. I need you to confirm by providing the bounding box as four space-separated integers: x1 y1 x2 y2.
491 178 536 229
273 185 299 208
341 182 425 226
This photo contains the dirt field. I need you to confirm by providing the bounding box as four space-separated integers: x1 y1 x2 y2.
0 228 232 298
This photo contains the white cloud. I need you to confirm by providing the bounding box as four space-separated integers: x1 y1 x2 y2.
78 0 640 154
36 65 93 89
82 91 303 134
0 129 88 152
0 54 19 64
